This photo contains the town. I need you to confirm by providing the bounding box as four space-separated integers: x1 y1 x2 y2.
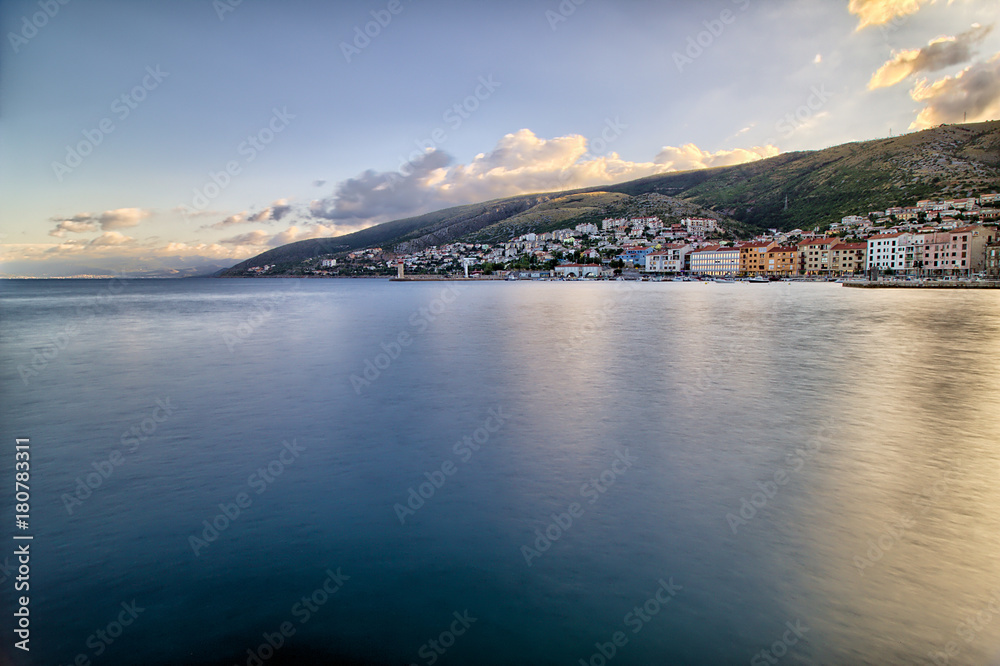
250 193 1000 281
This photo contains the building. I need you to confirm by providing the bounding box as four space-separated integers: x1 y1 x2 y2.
683 217 719 237
829 243 866 275
554 264 603 278
645 244 691 274
987 241 1000 279
918 232 953 276
947 225 998 275
320 259 337 268
866 233 909 274
763 246 799 277
688 246 740 277
738 242 776 276
797 238 838 275
618 246 653 267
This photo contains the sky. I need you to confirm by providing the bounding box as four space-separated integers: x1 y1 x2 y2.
1 0 999 277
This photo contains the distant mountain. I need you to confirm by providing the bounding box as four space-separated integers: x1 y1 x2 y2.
221 121 1000 276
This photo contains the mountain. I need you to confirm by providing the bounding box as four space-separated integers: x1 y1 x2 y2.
601 120 1000 230
221 121 1000 276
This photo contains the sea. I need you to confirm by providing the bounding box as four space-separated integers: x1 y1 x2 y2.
1 278 999 666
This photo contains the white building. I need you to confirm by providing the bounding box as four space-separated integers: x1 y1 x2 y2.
683 217 719 237
320 259 337 268
866 233 910 272
688 246 739 276
645 244 691 273
554 264 603 278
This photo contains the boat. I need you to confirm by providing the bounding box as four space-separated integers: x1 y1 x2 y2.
713 278 736 284
745 276 769 283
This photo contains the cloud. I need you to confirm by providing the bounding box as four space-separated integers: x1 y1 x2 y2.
99 208 151 230
208 212 248 229
307 129 776 227
49 207 152 236
868 24 993 89
654 143 778 170
88 231 135 246
217 223 360 248
159 242 247 259
49 218 99 237
208 199 294 229
310 149 452 223
218 230 271 246
270 198 292 221
848 0 933 29
909 53 1000 128
204 200 289 229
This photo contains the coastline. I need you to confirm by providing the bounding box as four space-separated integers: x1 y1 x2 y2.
842 280 1000 289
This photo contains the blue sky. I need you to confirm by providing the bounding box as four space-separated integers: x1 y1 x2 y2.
2 0 999 276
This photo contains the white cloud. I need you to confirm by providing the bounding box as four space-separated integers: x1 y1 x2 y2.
868 24 993 89
88 231 136 246
848 0 934 29
909 53 1000 128
653 143 779 171
49 219 99 237
99 208 151 230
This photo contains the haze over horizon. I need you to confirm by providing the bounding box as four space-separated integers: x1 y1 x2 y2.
2 0 999 277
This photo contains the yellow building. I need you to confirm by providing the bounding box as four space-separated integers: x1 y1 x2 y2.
830 243 866 275
738 242 777 276
764 246 799 276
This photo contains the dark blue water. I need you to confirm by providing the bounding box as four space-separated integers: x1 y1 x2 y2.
2 278 1000 665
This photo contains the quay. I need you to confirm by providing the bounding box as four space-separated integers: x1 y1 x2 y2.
843 280 1000 289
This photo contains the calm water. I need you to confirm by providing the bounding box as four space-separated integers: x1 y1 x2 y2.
2 278 1000 666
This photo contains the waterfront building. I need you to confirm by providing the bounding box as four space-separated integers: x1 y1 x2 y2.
738 242 776 276
688 246 740 277
797 238 838 275
987 241 1000 279
763 246 799 276
866 233 910 273
645 244 691 273
554 264 603 278
829 243 866 275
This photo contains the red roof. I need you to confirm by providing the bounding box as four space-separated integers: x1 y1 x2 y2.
832 243 866 250
797 238 835 246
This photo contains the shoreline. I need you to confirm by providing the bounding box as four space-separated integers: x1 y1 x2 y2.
842 280 1000 289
